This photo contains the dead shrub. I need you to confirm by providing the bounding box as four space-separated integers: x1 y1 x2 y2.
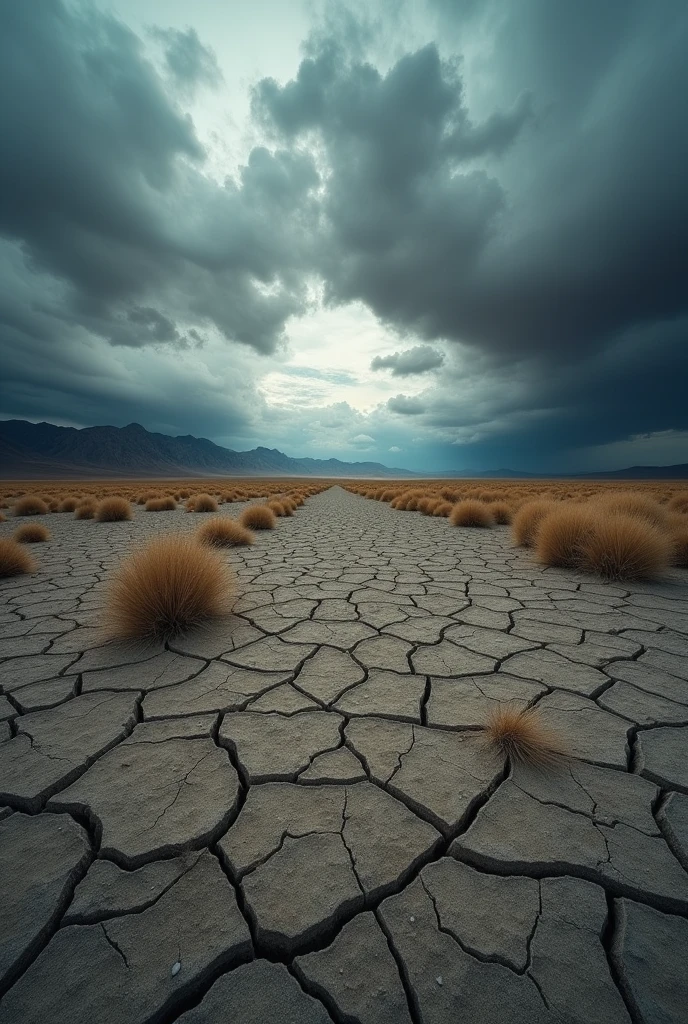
512 500 557 547
240 505 277 530
579 514 670 581
14 495 49 516
14 522 50 543
75 500 96 520
432 501 453 517
483 705 563 767
668 492 688 514
197 518 255 547
104 534 233 642
58 497 79 512
191 493 218 513
536 506 596 568
488 501 513 525
95 497 132 522
267 500 287 517
594 492 668 529
670 524 688 567
145 496 177 512
450 500 494 528
0 538 36 576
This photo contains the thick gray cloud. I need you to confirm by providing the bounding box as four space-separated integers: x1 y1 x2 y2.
0 0 319 358
387 395 426 415
371 345 444 375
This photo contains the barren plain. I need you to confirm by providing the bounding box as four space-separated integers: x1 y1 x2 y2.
1 484 688 1023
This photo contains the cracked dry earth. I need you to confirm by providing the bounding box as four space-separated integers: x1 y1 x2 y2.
1 487 688 1024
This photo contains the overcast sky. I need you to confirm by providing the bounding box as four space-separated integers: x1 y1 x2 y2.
1 0 687 472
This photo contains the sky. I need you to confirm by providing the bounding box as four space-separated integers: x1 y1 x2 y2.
0 0 687 473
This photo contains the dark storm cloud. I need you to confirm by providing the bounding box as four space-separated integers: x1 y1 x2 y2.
371 345 444 375
0 0 318 362
254 1 688 460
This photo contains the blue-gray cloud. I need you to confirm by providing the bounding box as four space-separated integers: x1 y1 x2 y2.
371 345 444 375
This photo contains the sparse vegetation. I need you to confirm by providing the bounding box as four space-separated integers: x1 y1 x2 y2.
512 500 557 547
450 500 494 528
58 497 79 512
197 518 255 547
240 505 277 530
14 495 49 516
0 538 36 576
483 705 563 766
95 497 133 522
190 493 219 513
104 533 233 642
535 506 596 568
578 514 670 580
75 500 97 519
14 522 50 543
145 496 177 511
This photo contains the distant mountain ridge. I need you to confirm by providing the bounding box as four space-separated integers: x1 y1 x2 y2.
0 419 414 478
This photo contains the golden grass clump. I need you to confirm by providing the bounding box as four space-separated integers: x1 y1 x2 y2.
197 518 255 547
670 523 688 567
487 501 512 525
535 506 596 568
578 514 670 581
190 493 218 513
58 497 79 513
75 500 97 519
14 522 50 543
267 500 287 517
0 538 36 576
450 500 494 528
105 534 233 642
0 512 5 522
432 501 453 517
95 497 133 522
14 495 49 516
145 496 177 512
512 500 557 547
594 491 668 529
483 705 563 767
668 492 688 514
240 505 277 530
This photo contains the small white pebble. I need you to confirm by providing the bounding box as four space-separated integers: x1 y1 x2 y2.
171 962 181 977
409 916 415 923
339 968 344 974
436 976 443 986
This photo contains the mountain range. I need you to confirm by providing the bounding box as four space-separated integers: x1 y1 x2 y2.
0 419 686 479
0 419 413 478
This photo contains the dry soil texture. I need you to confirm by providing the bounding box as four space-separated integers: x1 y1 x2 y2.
1 486 688 1023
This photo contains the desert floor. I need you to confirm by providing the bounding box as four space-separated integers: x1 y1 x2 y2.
1 485 688 1023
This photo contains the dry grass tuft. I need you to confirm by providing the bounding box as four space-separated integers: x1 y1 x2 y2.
578 514 670 580
95 497 132 522
483 705 563 767
0 538 36 576
670 523 688 567
191 493 219 513
58 497 79 512
14 522 50 543
668 492 688 514
450 500 494 528
488 501 513 525
432 501 453 517
104 534 233 642
14 495 49 516
512 500 557 547
75 500 97 520
197 518 255 547
594 492 668 529
240 505 277 530
536 506 596 568
145 496 177 512
267 500 287 517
